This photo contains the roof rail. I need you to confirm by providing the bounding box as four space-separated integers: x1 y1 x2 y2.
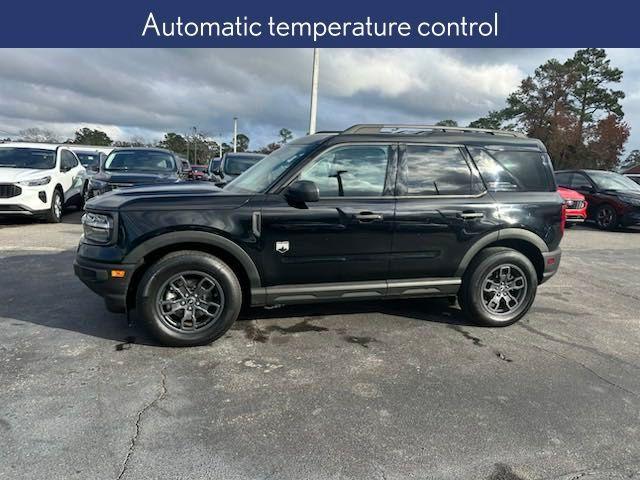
342 124 526 138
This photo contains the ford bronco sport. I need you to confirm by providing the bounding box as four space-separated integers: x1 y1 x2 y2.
74 124 563 347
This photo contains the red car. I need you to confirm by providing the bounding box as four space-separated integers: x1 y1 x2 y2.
558 186 587 227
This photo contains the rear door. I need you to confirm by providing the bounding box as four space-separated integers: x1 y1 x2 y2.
259 143 397 286
390 143 497 279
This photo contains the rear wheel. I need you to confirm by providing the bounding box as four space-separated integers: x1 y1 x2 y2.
459 247 538 327
595 204 618 230
136 251 242 346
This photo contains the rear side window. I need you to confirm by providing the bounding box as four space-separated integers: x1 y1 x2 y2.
469 148 554 192
400 145 483 196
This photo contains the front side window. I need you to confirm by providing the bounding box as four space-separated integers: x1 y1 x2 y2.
104 150 176 172
298 144 390 197
570 174 592 190
0 148 56 170
61 150 78 170
401 145 479 195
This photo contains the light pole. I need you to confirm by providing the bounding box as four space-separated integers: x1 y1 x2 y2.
233 117 238 153
308 48 320 135
192 126 197 164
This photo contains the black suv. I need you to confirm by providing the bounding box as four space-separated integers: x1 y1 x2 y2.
85 147 181 201
75 125 563 347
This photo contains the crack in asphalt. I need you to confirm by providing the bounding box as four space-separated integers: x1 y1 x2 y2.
116 365 168 480
528 343 639 398
519 323 640 372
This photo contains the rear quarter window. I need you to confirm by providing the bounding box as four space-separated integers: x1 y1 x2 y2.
469 148 555 192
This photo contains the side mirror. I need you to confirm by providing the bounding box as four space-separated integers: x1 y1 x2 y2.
285 180 319 204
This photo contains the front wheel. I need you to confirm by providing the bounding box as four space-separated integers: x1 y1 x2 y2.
136 251 242 346
595 204 618 231
43 189 63 223
459 247 538 327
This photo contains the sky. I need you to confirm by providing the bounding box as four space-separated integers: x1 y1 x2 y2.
0 48 638 155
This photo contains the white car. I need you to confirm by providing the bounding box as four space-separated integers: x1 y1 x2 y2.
0 143 86 222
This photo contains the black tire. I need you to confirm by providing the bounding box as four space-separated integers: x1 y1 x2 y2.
459 247 538 327
136 250 242 347
564 222 574 229
44 188 63 223
595 204 618 231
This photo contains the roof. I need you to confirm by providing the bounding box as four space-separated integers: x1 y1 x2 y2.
110 147 173 154
0 142 60 150
294 125 544 150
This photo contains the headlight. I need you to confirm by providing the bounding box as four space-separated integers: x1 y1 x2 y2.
18 176 51 187
618 195 640 207
89 179 109 190
82 212 113 244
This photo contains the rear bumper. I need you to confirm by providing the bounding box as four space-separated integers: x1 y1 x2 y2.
540 248 561 283
74 256 136 313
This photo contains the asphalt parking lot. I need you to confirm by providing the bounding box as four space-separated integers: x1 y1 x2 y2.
0 212 639 480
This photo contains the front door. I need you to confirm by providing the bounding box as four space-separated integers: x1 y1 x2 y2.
390 144 497 279
260 143 397 286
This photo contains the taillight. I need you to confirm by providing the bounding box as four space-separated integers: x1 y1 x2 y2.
560 204 567 234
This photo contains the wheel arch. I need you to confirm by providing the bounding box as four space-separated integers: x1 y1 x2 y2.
124 231 261 311
456 229 548 282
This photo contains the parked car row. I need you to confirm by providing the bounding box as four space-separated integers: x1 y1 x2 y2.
555 169 640 230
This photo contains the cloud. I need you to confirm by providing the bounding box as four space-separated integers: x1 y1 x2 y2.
0 48 638 153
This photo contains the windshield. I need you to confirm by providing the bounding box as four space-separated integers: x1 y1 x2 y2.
75 152 101 169
104 150 176 172
224 154 265 176
589 171 640 191
0 148 56 169
225 144 317 194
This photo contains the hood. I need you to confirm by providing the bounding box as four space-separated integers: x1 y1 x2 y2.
86 181 250 211
95 171 178 185
557 186 585 201
0 167 55 183
609 189 640 200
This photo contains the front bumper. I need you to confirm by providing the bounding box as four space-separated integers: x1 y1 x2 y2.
74 255 137 313
620 208 640 227
0 184 51 215
540 248 561 283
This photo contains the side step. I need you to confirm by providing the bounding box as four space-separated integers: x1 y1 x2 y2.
251 278 461 306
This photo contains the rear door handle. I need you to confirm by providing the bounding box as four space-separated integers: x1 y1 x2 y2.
355 212 383 222
457 212 484 220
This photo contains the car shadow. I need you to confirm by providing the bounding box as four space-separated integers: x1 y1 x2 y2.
1 249 473 348
573 221 640 233
0 208 83 227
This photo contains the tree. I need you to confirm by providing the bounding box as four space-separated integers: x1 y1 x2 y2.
619 149 640 173
435 120 458 127
259 142 281 154
158 132 188 155
468 111 506 130
235 134 249 152
279 128 293 144
73 127 112 146
18 127 60 143
476 49 628 170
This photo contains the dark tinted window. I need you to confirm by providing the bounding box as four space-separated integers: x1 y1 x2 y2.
75 152 101 169
299 145 390 197
402 146 479 196
570 173 592 190
104 150 176 172
555 172 572 187
61 150 78 170
470 148 553 192
224 154 265 175
0 148 56 169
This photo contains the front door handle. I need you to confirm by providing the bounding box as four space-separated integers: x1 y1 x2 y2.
457 211 484 220
355 212 383 222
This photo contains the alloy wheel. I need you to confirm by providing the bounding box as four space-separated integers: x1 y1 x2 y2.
481 264 528 316
53 195 62 220
597 206 615 229
155 271 225 332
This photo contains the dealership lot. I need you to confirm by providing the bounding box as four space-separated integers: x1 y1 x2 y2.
0 213 639 480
